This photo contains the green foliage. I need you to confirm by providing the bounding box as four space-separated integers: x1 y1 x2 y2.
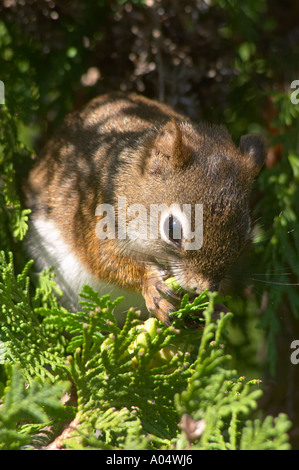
0 107 32 248
40 287 193 447
0 365 70 450
0 252 68 382
239 414 291 450
174 303 290 450
250 91 299 369
0 257 292 449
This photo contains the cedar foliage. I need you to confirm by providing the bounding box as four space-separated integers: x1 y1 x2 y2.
0 253 291 449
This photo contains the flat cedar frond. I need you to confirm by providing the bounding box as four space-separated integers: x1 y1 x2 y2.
0 365 70 450
0 251 68 382
0 252 293 449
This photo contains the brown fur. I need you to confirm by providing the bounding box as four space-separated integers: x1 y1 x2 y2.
25 92 265 324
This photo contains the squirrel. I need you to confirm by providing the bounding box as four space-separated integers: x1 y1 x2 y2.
24 92 265 325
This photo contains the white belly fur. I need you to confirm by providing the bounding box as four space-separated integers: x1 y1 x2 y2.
25 217 147 321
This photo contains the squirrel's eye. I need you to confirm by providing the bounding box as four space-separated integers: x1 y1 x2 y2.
163 215 182 246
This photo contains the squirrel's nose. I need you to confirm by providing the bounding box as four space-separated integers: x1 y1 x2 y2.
195 281 219 295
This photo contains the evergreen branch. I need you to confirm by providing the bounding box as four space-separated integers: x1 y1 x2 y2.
0 365 70 450
0 252 292 450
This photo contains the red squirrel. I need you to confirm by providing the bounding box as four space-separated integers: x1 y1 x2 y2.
24 92 265 324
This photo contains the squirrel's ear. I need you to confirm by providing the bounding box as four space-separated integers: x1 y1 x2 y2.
239 134 266 177
153 119 191 168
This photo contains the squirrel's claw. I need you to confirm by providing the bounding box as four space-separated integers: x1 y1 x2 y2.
142 270 179 325
156 280 181 303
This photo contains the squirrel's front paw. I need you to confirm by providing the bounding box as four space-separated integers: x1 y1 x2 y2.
142 270 181 325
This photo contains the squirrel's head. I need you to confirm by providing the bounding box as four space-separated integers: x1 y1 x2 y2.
119 119 265 295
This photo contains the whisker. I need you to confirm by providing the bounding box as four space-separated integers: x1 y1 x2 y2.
251 271 298 277
250 277 299 287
